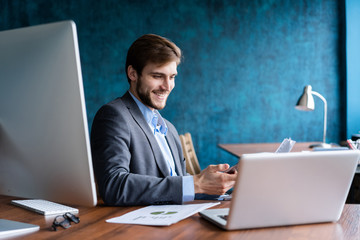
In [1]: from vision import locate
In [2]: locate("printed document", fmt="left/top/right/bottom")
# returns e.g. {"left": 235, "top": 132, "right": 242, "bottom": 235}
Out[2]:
{"left": 275, "top": 138, "right": 296, "bottom": 153}
{"left": 106, "top": 202, "right": 220, "bottom": 226}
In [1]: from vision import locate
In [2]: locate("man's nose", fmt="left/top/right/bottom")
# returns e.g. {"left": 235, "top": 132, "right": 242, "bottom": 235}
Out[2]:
{"left": 161, "top": 78, "right": 172, "bottom": 90}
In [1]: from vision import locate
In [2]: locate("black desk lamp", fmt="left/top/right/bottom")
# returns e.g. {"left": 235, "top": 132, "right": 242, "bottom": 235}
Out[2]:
{"left": 295, "top": 85, "right": 331, "bottom": 148}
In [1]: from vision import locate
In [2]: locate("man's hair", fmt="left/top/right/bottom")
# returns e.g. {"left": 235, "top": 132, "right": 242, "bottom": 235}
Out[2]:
{"left": 125, "top": 34, "right": 182, "bottom": 83}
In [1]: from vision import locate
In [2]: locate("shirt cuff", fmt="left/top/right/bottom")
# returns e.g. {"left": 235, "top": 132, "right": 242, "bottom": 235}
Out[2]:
{"left": 182, "top": 176, "right": 195, "bottom": 202}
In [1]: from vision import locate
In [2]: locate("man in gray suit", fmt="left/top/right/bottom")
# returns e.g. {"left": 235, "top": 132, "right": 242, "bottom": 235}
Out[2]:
{"left": 91, "top": 34, "right": 237, "bottom": 206}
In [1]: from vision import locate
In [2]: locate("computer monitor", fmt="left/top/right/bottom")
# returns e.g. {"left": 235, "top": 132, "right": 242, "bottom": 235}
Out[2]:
{"left": 0, "top": 21, "right": 97, "bottom": 206}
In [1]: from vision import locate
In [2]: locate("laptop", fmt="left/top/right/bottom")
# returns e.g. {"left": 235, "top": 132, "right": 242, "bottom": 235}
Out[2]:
{"left": 0, "top": 219, "right": 39, "bottom": 238}
{"left": 199, "top": 150, "right": 360, "bottom": 230}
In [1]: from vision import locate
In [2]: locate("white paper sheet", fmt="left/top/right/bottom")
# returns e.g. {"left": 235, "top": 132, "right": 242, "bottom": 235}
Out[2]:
{"left": 106, "top": 202, "right": 220, "bottom": 226}
{"left": 275, "top": 138, "right": 296, "bottom": 153}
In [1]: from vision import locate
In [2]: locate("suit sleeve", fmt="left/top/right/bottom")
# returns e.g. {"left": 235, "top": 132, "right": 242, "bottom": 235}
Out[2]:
{"left": 90, "top": 103, "right": 184, "bottom": 206}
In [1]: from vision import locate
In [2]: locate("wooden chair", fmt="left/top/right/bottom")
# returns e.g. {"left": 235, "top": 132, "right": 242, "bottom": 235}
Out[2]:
{"left": 179, "top": 133, "right": 201, "bottom": 175}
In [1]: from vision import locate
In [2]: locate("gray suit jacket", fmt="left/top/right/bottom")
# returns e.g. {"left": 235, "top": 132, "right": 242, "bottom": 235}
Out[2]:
{"left": 91, "top": 91, "right": 186, "bottom": 206}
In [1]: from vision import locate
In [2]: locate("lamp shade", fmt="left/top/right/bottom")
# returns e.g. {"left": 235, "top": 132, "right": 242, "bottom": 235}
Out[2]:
{"left": 295, "top": 85, "right": 315, "bottom": 111}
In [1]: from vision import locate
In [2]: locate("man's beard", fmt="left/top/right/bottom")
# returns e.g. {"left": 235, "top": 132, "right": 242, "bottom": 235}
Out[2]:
{"left": 135, "top": 80, "right": 167, "bottom": 110}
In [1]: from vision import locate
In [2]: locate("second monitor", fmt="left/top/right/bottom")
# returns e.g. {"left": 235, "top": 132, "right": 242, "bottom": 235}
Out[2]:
{"left": 0, "top": 21, "right": 97, "bottom": 206}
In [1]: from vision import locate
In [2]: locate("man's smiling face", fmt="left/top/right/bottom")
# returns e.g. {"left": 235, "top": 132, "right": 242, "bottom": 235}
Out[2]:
{"left": 128, "top": 61, "right": 177, "bottom": 110}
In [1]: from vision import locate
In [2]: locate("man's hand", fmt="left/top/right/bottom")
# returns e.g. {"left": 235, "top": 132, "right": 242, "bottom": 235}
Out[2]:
{"left": 193, "top": 164, "right": 237, "bottom": 195}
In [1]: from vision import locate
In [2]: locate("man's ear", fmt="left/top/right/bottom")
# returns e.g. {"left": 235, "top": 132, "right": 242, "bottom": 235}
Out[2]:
{"left": 127, "top": 65, "right": 138, "bottom": 82}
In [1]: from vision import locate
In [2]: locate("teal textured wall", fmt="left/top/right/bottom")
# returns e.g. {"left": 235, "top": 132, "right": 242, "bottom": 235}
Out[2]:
{"left": 0, "top": 0, "right": 345, "bottom": 167}
{"left": 346, "top": 0, "right": 360, "bottom": 138}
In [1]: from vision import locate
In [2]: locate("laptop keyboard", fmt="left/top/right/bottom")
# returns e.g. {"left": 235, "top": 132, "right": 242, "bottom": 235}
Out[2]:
{"left": 219, "top": 215, "right": 228, "bottom": 221}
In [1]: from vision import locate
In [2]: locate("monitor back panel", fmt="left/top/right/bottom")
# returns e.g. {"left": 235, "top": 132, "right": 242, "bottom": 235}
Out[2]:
{"left": 0, "top": 21, "right": 97, "bottom": 206}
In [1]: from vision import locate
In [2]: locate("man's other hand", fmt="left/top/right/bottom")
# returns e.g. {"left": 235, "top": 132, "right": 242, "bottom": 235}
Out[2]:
{"left": 193, "top": 164, "right": 237, "bottom": 195}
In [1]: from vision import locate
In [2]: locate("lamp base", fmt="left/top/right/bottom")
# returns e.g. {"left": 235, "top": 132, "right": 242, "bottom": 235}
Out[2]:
{"left": 309, "top": 143, "right": 332, "bottom": 149}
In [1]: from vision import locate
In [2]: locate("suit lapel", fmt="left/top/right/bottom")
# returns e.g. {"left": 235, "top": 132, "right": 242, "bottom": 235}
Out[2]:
{"left": 121, "top": 92, "right": 170, "bottom": 177}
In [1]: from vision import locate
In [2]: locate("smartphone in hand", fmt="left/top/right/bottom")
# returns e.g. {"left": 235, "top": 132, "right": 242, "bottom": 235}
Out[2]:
{"left": 223, "top": 164, "right": 238, "bottom": 174}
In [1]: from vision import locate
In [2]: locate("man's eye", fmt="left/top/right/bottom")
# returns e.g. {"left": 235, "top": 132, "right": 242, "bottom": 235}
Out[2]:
{"left": 153, "top": 75, "right": 162, "bottom": 79}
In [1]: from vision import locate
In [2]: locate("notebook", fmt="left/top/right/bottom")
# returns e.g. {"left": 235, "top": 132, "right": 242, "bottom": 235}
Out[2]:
{"left": 199, "top": 150, "right": 360, "bottom": 230}
{"left": 0, "top": 219, "right": 39, "bottom": 238}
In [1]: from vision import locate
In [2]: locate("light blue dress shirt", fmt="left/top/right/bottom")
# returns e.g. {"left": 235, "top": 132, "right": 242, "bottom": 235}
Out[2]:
{"left": 129, "top": 92, "right": 194, "bottom": 202}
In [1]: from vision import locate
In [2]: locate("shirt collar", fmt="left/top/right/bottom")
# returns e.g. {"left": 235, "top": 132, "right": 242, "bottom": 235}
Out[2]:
{"left": 129, "top": 91, "right": 168, "bottom": 135}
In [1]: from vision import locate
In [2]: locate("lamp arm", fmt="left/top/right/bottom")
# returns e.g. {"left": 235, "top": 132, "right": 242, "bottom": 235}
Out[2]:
{"left": 311, "top": 91, "right": 327, "bottom": 144}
